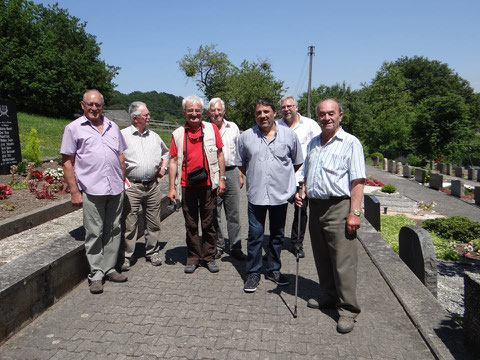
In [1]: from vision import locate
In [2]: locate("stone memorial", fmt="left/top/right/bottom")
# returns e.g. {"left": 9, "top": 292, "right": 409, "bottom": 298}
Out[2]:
{"left": 383, "top": 158, "right": 388, "bottom": 171}
{"left": 403, "top": 164, "right": 412, "bottom": 178}
{"left": 0, "top": 99, "right": 22, "bottom": 175}
{"left": 388, "top": 160, "right": 395, "bottom": 173}
{"left": 364, "top": 194, "right": 380, "bottom": 231}
{"left": 414, "top": 168, "right": 426, "bottom": 183}
{"left": 475, "top": 187, "right": 480, "bottom": 206}
{"left": 464, "top": 271, "right": 480, "bottom": 357}
{"left": 468, "top": 168, "right": 477, "bottom": 181}
{"left": 455, "top": 166, "right": 464, "bottom": 178}
{"left": 373, "top": 156, "right": 379, "bottom": 166}
{"left": 429, "top": 173, "right": 443, "bottom": 190}
{"left": 399, "top": 226, "right": 437, "bottom": 297}
{"left": 395, "top": 162, "right": 403, "bottom": 175}
{"left": 477, "top": 171, "right": 480, "bottom": 182}
{"left": 437, "top": 162, "right": 444, "bottom": 174}
{"left": 451, "top": 179, "right": 464, "bottom": 198}
{"left": 446, "top": 163, "right": 452, "bottom": 176}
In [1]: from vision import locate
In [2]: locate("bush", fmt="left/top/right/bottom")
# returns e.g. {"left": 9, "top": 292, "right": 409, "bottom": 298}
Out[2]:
{"left": 406, "top": 153, "right": 421, "bottom": 166}
{"left": 24, "top": 128, "right": 42, "bottom": 165}
{"left": 381, "top": 184, "right": 396, "bottom": 193}
{"left": 422, "top": 216, "right": 480, "bottom": 243}
{"left": 370, "top": 152, "right": 384, "bottom": 163}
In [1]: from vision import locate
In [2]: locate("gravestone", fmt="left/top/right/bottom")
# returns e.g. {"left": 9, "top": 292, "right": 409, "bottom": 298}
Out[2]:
{"left": 364, "top": 194, "right": 380, "bottom": 231}
{"left": 373, "top": 156, "right": 379, "bottom": 166}
{"left": 477, "top": 171, "right": 480, "bottom": 182}
{"left": 468, "top": 168, "right": 477, "bottom": 181}
{"left": 414, "top": 168, "right": 426, "bottom": 183}
{"left": 399, "top": 226, "right": 437, "bottom": 297}
{"left": 388, "top": 160, "right": 395, "bottom": 173}
{"left": 0, "top": 99, "right": 22, "bottom": 175}
{"left": 451, "top": 180, "right": 464, "bottom": 198}
{"left": 403, "top": 165, "right": 412, "bottom": 178}
{"left": 429, "top": 173, "right": 443, "bottom": 190}
{"left": 464, "top": 271, "right": 480, "bottom": 357}
{"left": 455, "top": 166, "right": 464, "bottom": 178}
{"left": 383, "top": 158, "right": 388, "bottom": 171}
{"left": 475, "top": 187, "right": 480, "bottom": 206}
{"left": 446, "top": 163, "right": 452, "bottom": 176}
{"left": 437, "top": 162, "right": 444, "bottom": 174}
{"left": 395, "top": 162, "right": 403, "bottom": 175}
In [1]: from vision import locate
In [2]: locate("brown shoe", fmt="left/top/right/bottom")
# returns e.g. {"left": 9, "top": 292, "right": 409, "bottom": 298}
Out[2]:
{"left": 337, "top": 316, "right": 355, "bottom": 333}
{"left": 89, "top": 280, "right": 103, "bottom": 294}
{"left": 105, "top": 271, "right": 128, "bottom": 282}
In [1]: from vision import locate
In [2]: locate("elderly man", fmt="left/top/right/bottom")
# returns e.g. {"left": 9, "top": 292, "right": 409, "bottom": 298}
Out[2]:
{"left": 61, "top": 89, "right": 128, "bottom": 295}
{"left": 278, "top": 95, "right": 320, "bottom": 258}
{"left": 236, "top": 98, "right": 303, "bottom": 293}
{"left": 296, "top": 98, "right": 365, "bottom": 333}
{"left": 120, "top": 101, "right": 169, "bottom": 270}
{"left": 167, "top": 95, "right": 226, "bottom": 274}
{"left": 207, "top": 97, "right": 246, "bottom": 261}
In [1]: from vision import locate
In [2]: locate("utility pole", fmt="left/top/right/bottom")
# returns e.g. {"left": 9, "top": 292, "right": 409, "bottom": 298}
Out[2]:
{"left": 306, "top": 45, "right": 315, "bottom": 118}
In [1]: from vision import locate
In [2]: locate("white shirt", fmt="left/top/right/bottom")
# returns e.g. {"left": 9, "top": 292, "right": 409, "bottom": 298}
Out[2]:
{"left": 302, "top": 128, "right": 366, "bottom": 199}
{"left": 217, "top": 119, "right": 240, "bottom": 167}
{"left": 277, "top": 114, "right": 321, "bottom": 185}
{"left": 121, "top": 125, "right": 169, "bottom": 181}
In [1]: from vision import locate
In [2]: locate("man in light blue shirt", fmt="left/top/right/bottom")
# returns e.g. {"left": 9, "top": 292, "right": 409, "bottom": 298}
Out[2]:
{"left": 295, "top": 98, "right": 365, "bottom": 334}
{"left": 236, "top": 98, "right": 303, "bottom": 293}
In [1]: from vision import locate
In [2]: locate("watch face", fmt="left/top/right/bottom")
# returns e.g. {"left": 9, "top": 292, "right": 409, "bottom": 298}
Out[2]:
{"left": 352, "top": 210, "right": 361, "bottom": 216}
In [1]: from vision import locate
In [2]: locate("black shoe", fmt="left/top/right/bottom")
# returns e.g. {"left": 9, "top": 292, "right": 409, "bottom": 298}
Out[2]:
{"left": 215, "top": 249, "right": 223, "bottom": 260}
{"left": 207, "top": 261, "right": 219, "bottom": 273}
{"left": 230, "top": 249, "right": 246, "bottom": 261}
{"left": 184, "top": 263, "right": 198, "bottom": 274}
{"left": 265, "top": 271, "right": 289, "bottom": 286}
{"left": 291, "top": 245, "right": 305, "bottom": 258}
{"left": 244, "top": 273, "right": 260, "bottom": 293}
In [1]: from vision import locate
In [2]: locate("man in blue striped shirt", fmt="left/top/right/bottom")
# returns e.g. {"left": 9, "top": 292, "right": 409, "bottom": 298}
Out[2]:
{"left": 295, "top": 98, "right": 365, "bottom": 334}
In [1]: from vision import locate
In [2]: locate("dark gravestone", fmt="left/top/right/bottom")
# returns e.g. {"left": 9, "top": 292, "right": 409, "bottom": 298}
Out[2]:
{"left": 451, "top": 180, "right": 464, "bottom": 198}
{"left": 403, "top": 164, "right": 412, "bottom": 178}
{"left": 455, "top": 166, "right": 464, "bottom": 178}
{"left": 446, "top": 163, "right": 452, "bottom": 176}
{"left": 429, "top": 173, "right": 443, "bottom": 190}
{"left": 468, "top": 168, "right": 478, "bottom": 181}
{"left": 399, "top": 226, "right": 437, "bottom": 297}
{"left": 364, "top": 194, "right": 380, "bottom": 231}
{"left": 475, "top": 187, "right": 480, "bottom": 206}
{"left": 477, "top": 171, "right": 480, "bottom": 182}
{"left": 464, "top": 271, "right": 480, "bottom": 357}
{"left": 373, "top": 156, "right": 379, "bottom": 166}
{"left": 388, "top": 160, "right": 395, "bottom": 173}
{"left": 0, "top": 99, "right": 22, "bottom": 175}
{"left": 414, "top": 168, "right": 426, "bottom": 183}
{"left": 437, "top": 163, "right": 444, "bottom": 174}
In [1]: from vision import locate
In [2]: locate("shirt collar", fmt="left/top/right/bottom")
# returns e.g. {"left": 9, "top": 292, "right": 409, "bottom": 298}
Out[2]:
{"left": 81, "top": 115, "right": 112, "bottom": 129}
{"left": 129, "top": 124, "right": 149, "bottom": 136}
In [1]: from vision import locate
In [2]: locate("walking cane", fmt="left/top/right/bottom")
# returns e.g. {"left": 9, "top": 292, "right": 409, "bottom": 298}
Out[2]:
{"left": 293, "top": 182, "right": 303, "bottom": 318}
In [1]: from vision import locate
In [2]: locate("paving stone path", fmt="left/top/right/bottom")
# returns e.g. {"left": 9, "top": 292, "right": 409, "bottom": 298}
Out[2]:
{"left": 0, "top": 185, "right": 435, "bottom": 359}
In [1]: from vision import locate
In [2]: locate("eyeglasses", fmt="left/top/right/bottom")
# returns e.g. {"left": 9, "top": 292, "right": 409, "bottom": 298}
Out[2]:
{"left": 83, "top": 102, "right": 104, "bottom": 108}
{"left": 281, "top": 104, "right": 295, "bottom": 110}
{"left": 186, "top": 109, "right": 202, "bottom": 114}
{"left": 137, "top": 113, "right": 150, "bottom": 118}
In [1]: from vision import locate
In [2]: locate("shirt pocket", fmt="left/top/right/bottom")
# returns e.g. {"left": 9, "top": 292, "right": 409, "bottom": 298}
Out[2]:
{"left": 273, "top": 142, "right": 288, "bottom": 160}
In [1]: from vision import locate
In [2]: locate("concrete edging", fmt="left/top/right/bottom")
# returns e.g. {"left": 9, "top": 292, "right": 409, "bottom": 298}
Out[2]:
{"left": 357, "top": 218, "right": 470, "bottom": 360}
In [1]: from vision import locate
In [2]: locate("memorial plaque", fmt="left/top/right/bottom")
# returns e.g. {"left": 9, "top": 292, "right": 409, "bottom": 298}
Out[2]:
{"left": 0, "top": 99, "right": 22, "bottom": 175}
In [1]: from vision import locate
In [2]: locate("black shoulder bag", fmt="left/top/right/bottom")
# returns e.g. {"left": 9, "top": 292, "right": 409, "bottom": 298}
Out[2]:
{"left": 185, "top": 126, "right": 209, "bottom": 185}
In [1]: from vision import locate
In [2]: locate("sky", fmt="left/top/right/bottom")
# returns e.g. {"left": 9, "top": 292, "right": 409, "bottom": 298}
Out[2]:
{"left": 37, "top": 0, "right": 480, "bottom": 99}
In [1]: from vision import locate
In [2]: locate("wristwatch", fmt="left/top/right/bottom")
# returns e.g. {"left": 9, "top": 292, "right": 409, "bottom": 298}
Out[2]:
{"left": 220, "top": 176, "right": 227, "bottom": 180}
{"left": 350, "top": 210, "right": 361, "bottom": 216}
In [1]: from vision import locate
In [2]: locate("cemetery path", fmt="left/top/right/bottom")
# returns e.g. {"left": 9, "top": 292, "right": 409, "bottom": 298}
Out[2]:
{"left": 0, "top": 186, "right": 443, "bottom": 360}
{"left": 366, "top": 164, "right": 480, "bottom": 222}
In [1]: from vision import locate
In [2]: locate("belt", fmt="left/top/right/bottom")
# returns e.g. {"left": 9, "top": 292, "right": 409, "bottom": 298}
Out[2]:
{"left": 225, "top": 166, "right": 237, "bottom": 171}
{"left": 130, "top": 178, "right": 157, "bottom": 185}
{"left": 311, "top": 195, "right": 349, "bottom": 201}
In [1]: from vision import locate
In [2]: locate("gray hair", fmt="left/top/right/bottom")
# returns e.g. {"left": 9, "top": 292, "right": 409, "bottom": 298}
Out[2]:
{"left": 82, "top": 89, "right": 104, "bottom": 104}
{"left": 208, "top": 97, "right": 225, "bottom": 109}
{"left": 316, "top": 98, "right": 344, "bottom": 116}
{"left": 182, "top": 95, "right": 204, "bottom": 109}
{"left": 128, "top": 101, "right": 146, "bottom": 121}
{"left": 280, "top": 94, "right": 297, "bottom": 106}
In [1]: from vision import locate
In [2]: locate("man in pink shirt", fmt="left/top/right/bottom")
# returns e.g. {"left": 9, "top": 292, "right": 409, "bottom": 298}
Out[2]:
{"left": 61, "top": 89, "right": 128, "bottom": 294}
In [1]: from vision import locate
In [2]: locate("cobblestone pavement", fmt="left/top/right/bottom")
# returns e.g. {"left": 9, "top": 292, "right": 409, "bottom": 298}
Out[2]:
{"left": 0, "top": 187, "right": 435, "bottom": 359}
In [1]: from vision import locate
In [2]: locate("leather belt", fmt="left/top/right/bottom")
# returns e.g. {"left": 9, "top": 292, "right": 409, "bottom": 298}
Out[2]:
{"left": 130, "top": 178, "right": 156, "bottom": 185}
{"left": 225, "top": 166, "right": 237, "bottom": 171}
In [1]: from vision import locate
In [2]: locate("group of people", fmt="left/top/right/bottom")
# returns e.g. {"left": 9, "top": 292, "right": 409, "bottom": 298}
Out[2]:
{"left": 61, "top": 89, "right": 365, "bottom": 334}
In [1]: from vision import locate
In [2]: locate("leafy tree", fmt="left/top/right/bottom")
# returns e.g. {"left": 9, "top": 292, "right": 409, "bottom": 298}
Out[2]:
{"left": 413, "top": 94, "right": 474, "bottom": 163}
{"left": 178, "top": 44, "right": 232, "bottom": 101}
{"left": 0, "top": 0, "right": 119, "bottom": 117}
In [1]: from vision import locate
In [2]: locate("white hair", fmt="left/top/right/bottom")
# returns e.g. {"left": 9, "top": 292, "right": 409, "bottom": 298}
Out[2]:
{"left": 82, "top": 89, "right": 104, "bottom": 104}
{"left": 280, "top": 94, "right": 297, "bottom": 106}
{"left": 128, "top": 101, "right": 146, "bottom": 121}
{"left": 182, "top": 95, "right": 204, "bottom": 109}
{"left": 208, "top": 97, "right": 225, "bottom": 109}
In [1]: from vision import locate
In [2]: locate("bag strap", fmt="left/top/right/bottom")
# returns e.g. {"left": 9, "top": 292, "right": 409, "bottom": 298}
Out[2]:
{"left": 184, "top": 125, "right": 205, "bottom": 174}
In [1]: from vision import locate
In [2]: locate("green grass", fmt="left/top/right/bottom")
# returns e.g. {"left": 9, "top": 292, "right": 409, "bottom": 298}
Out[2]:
{"left": 17, "top": 112, "right": 174, "bottom": 160}
{"left": 380, "top": 214, "right": 460, "bottom": 260}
